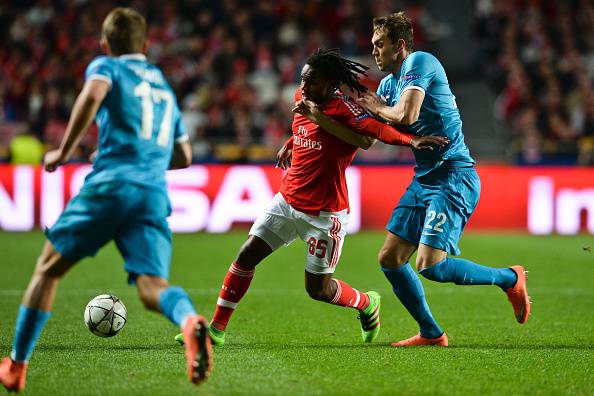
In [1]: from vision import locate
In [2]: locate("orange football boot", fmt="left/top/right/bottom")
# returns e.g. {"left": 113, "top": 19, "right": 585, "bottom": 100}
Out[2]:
{"left": 505, "top": 265, "right": 531, "bottom": 324}
{"left": 183, "top": 315, "right": 213, "bottom": 385}
{"left": 0, "top": 357, "right": 27, "bottom": 393}
{"left": 391, "top": 332, "right": 449, "bottom": 347}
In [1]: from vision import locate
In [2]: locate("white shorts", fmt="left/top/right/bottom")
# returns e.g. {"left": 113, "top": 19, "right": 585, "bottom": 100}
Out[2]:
{"left": 249, "top": 193, "right": 349, "bottom": 274}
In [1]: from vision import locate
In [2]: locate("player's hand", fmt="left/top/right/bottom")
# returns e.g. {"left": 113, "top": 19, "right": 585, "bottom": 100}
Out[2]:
{"left": 43, "top": 149, "right": 66, "bottom": 172}
{"left": 410, "top": 136, "right": 450, "bottom": 151}
{"left": 357, "top": 92, "right": 386, "bottom": 115}
{"left": 292, "top": 99, "right": 322, "bottom": 124}
{"left": 276, "top": 144, "right": 293, "bottom": 170}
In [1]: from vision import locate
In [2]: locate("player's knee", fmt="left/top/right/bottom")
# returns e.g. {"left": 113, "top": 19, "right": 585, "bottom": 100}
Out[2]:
{"left": 415, "top": 254, "right": 445, "bottom": 272}
{"left": 305, "top": 284, "right": 331, "bottom": 302}
{"left": 415, "top": 256, "right": 431, "bottom": 272}
{"left": 34, "top": 254, "right": 67, "bottom": 279}
{"left": 378, "top": 248, "right": 407, "bottom": 269}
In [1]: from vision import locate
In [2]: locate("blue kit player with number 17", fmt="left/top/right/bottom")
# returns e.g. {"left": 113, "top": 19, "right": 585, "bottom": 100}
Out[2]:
{"left": 0, "top": 8, "right": 212, "bottom": 392}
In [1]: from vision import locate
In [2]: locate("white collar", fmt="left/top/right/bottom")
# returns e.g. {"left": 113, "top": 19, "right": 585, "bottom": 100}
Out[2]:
{"left": 118, "top": 53, "right": 146, "bottom": 61}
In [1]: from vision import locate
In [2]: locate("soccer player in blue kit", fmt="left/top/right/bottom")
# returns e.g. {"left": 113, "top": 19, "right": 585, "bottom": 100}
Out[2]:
{"left": 0, "top": 8, "right": 212, "bottom": 392}
{"left": 305, "top": 12, "right": 531, "bottom": 347}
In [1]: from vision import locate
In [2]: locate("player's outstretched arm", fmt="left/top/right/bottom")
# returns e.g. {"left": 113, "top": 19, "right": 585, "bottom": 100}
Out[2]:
{"left": 44, "top": 79, "right": 109, "bottom": 172}
{"left": 358, "top": 89, "right": 424, "bottom": 126}
{"left": 169, "top": 141, "right": 192, "bottom": 169}
{"left": 292, "top": 100, "right": 376, "bottom": 149}
{"left": 363, "top": 117, "right": 449, "bottom": 150}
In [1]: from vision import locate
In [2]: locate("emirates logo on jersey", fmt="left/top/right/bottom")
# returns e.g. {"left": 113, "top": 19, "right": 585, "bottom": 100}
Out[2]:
{"left": 293, "top": 125, "right": 322, "bottom": 151}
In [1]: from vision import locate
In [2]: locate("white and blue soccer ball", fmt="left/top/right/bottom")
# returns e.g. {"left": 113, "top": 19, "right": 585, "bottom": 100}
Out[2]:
{"left": 84, "top": 294, "right": 127, "bottom": 337}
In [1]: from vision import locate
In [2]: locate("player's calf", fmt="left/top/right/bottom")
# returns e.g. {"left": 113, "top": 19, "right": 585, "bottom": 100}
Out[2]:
{"left": 305, "top": 282, "right": 335, "bottom": 302}
{"left": 136, "top": 275, "right": 169, "bottom": 312}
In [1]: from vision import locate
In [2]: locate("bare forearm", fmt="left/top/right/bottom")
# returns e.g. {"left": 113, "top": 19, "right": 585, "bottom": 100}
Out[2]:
{"left": 376, "top": 104, "right": 408, "bottom": 125}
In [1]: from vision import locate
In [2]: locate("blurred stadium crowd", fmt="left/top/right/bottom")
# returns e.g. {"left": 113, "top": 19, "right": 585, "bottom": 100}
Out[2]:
{"left": 0, "top": 0, "right": 592, "bottom": 165}
{"left": 475, "top": 0, "right": 594, "bottom": 164}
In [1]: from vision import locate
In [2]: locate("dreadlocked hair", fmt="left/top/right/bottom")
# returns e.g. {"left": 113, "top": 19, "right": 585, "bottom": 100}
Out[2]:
{"left": 306, "top": 48, "right": 369, "bottom": 96}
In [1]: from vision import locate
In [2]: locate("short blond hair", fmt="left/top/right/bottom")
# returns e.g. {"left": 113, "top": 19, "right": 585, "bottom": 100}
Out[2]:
{"left": 373, "top": 12, "right": 414, "bottom": 51}
{"left": 102, "top": 7, "right": 146, "bottom": 55}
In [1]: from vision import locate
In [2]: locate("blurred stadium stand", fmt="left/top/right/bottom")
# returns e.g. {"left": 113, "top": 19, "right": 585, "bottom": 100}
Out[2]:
{"left": 0, "top": 0, "right": 592, "bottom": 165}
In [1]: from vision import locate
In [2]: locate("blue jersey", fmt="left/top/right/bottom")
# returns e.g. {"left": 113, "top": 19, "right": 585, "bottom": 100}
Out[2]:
{"left": 83, "top": 54, "right": 187, "bottom": 190}
{"left": 376, "top": 51, "right": 474, "bottom": 177}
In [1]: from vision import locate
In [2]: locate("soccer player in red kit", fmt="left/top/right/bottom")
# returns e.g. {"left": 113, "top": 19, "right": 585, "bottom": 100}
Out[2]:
{"left": 179, "top": 49, "right": 447, "bottom": 347}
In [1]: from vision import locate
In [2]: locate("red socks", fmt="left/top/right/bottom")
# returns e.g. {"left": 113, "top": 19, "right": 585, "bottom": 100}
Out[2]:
{"left": 329, "top": 279, "right": 370, "bottom": 311}
{"left": 211, "top": 262, "right": 255, "bottom": 330}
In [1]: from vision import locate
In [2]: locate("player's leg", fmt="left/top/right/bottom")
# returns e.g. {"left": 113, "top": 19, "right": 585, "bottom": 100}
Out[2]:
{"left": 297, "top": 210, "right": 380, "bottom": 342}
{"left": 175, "top": 234, "right": 273, "bottom": 347}
{"left": 304, "top": 270, "right": 381, "bottom": 342}
{"left": 114, "top": 185, "right": 201, "bottom": 330}
{"left": 380, "top": 183, "right": 445, "bottom": 344}
{"left": 210, "top": 193, "right": 298, "bottom": 343}
{"left": 209, "top": 235, "right": 273, "bottom": 337}
{"left": 416, "top": 244, "right": 517, "bottom": 288}
{"left": 116, "top": 185, "right": 212, "bottom": 384}
{"left": 416, "top": 169, "right": 530, "bottom": 323}
{"left": 2, "top": 183, "right": 120, "bottom": 392}
{"left": 0, "top": 242, "right": 76, "bottom": 392}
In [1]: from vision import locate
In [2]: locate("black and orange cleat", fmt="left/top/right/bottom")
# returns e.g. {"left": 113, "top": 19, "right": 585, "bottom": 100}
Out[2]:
{"left": 183, "top": 315, "right": 213, "bottom": 385}
{"left": 505, "top": 265, "right": 531, "bottom": 324}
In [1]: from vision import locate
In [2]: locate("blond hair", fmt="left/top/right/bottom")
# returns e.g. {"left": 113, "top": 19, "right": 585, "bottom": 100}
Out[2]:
{"left": 102, "top": 7, "right": 146, "bottom": 55}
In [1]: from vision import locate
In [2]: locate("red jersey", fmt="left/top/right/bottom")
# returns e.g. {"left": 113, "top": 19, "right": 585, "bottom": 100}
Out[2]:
{"left": 280, "top": 89, "right": 412, "bottom": 215}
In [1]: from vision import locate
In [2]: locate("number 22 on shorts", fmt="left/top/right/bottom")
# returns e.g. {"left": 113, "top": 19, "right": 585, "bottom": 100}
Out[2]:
{"left": 424, "top": 210, "right": 447, "bottom": 233}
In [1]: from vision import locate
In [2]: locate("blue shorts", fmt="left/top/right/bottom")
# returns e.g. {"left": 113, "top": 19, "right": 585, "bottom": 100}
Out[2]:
{"left": 46, "top": 181, "right": 172, "bottom": 283}
{"left": 386, "top": 167, "right": 480, "bottom": 256}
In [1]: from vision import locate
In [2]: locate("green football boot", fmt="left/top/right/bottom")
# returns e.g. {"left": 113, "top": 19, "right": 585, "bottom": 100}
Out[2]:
{"left": 207, "top": 325, "right": 226, "bottom": 346}
{"left": 358, "top": 291, "right": 381, "bottom": 343}
{"left": 174, "top": 325, "right": 226, "bottom": 346}
{"left": 174, "top": 332, "right": 184, "bottom": 345}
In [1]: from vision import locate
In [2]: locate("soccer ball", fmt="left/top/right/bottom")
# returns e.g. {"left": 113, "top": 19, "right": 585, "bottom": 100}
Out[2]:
{"left": 84, "top": 294, "right": 127, "bottom": 337}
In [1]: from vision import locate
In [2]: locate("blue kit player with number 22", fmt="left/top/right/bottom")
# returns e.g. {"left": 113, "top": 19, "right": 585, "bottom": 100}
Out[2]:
{"left": 0, "top": 8, "right": 212, "bottom": 393}
{"left": 357, "top": 12, "right": 532, "bottom": 346}
{"left": 313, "top": 12, "right": 532, "bottom": 347}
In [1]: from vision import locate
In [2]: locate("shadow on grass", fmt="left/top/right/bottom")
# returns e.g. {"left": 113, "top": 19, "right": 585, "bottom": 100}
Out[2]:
{"left": 221, "top": 342, "right": 594, "bottom": 352}
{"left": 39, "top": 344, "right": 175, "bottom": 351}
{"left": 447, "top": 343, "right": 594, "bottom": 351}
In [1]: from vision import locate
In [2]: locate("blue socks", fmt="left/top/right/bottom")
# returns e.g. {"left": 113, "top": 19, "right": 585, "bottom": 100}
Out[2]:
{"left": 420, "top": 257, "right": 517, "bottom": 290}
{"left": 12, "top": 305, "right": 52, "bottom": 363}
{"left": 158, "top": 286, "right": 197, "bottom": 328}
{"left": 381, "top": 264, "right": 443, "bottom": 339}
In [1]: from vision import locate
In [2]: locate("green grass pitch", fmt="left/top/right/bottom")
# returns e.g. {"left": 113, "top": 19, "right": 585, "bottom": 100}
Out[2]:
{"left": 0, "top": 231, "right": 593, "bottom": 395}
